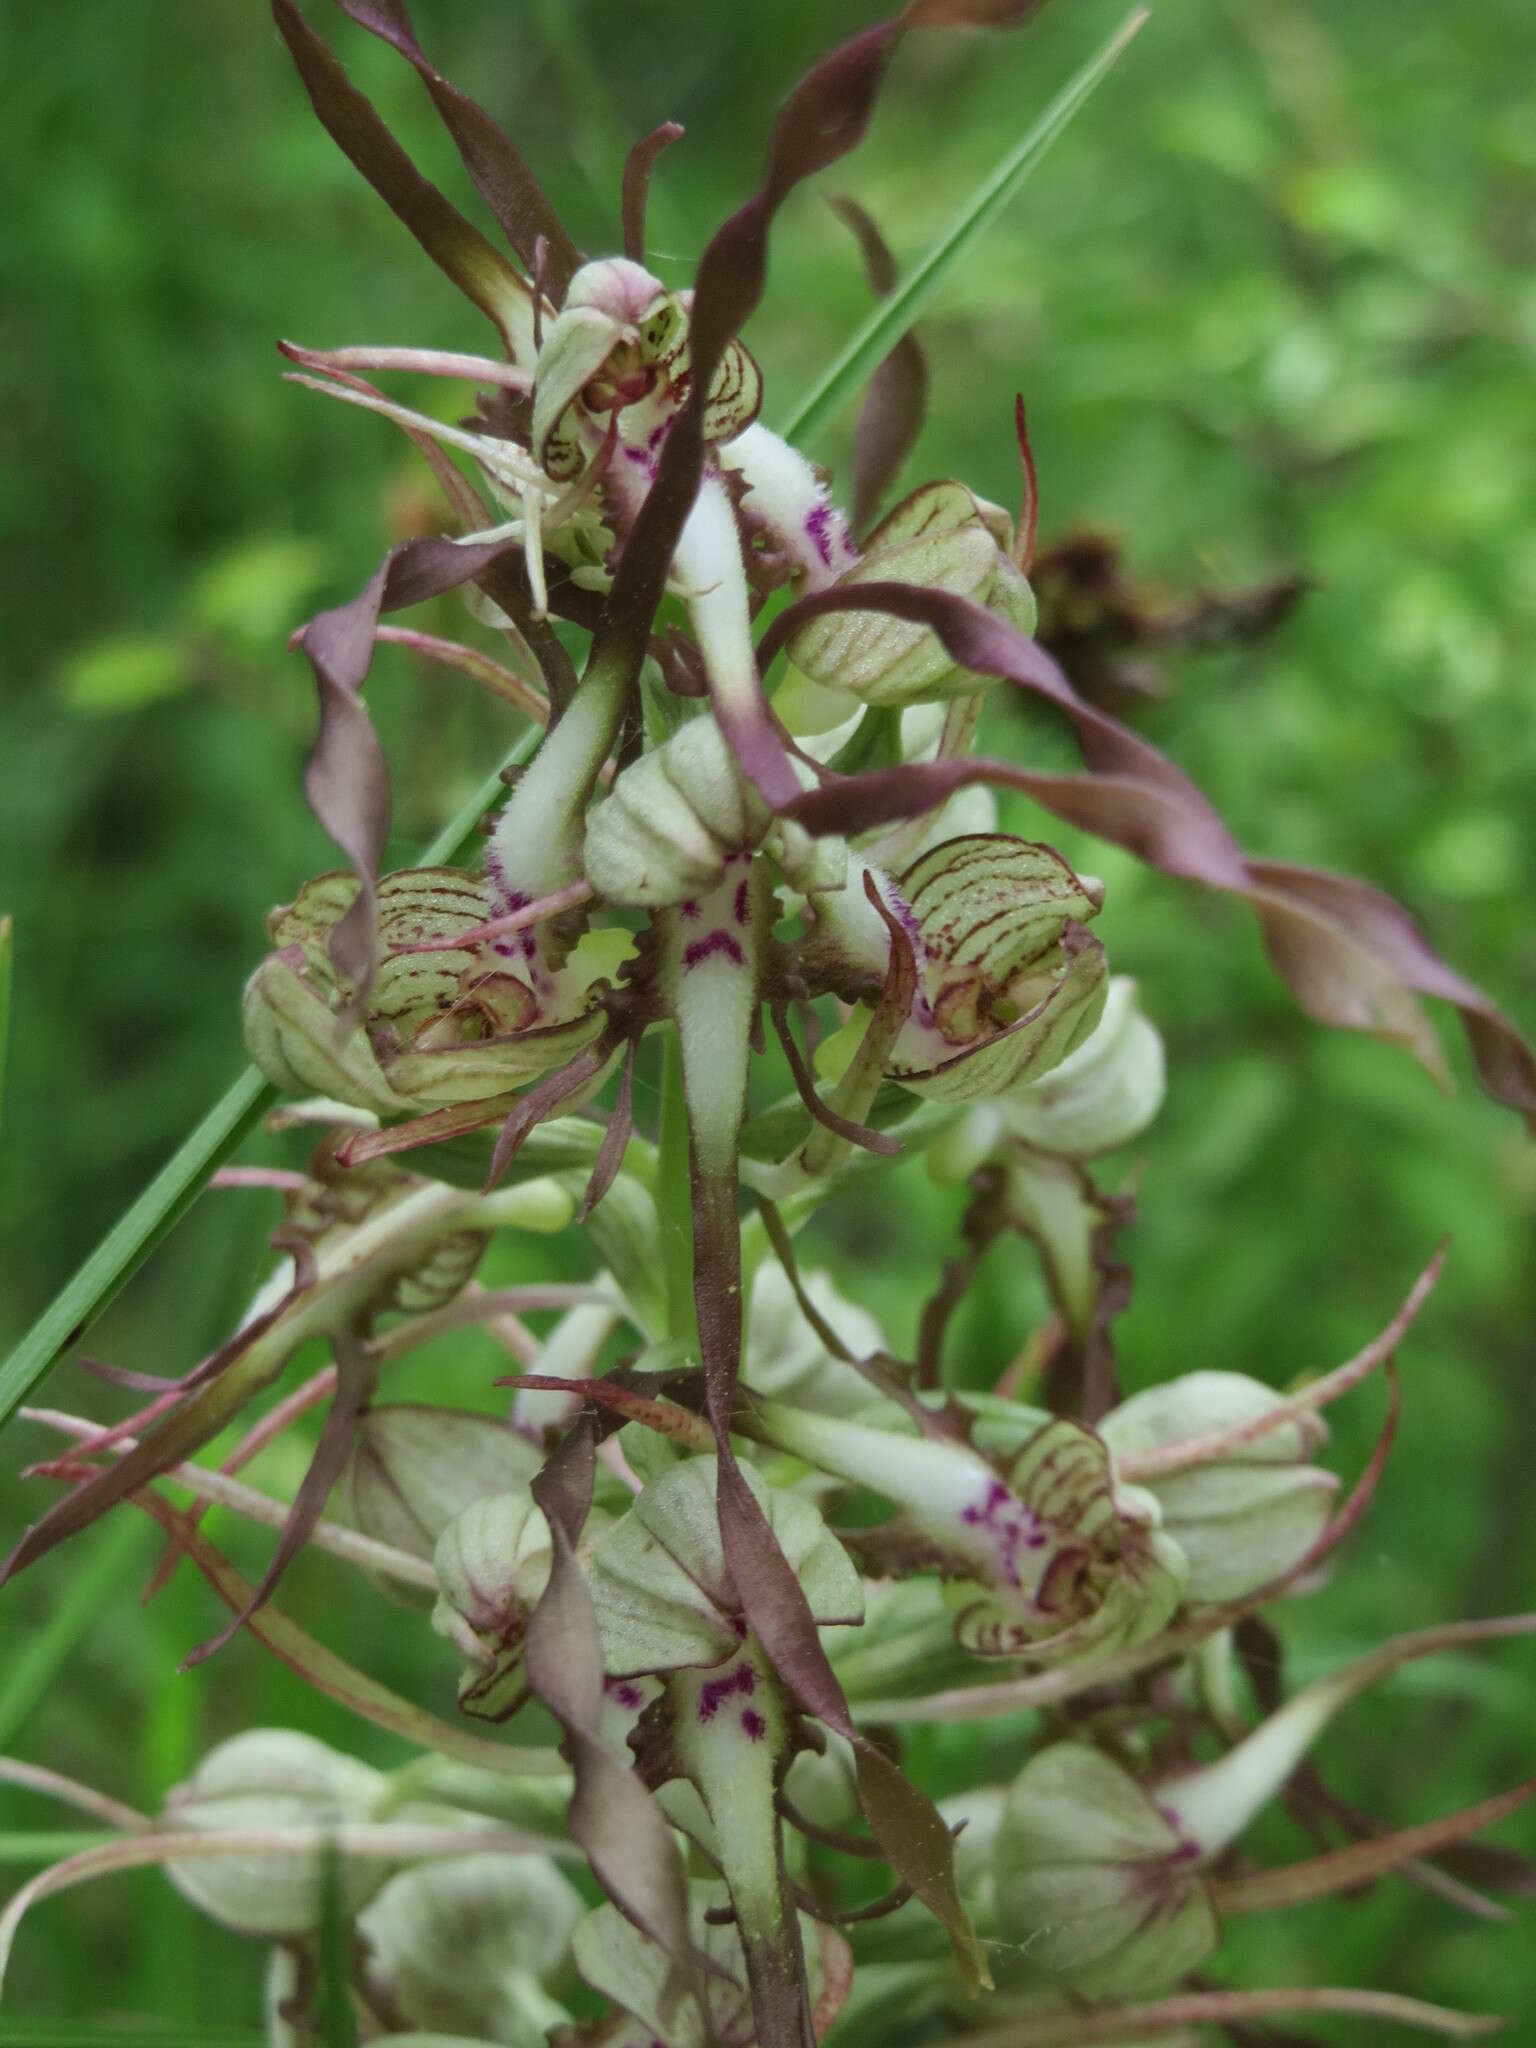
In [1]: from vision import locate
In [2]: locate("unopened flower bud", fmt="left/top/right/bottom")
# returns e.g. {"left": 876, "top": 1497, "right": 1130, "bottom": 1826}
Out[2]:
{"left": 993, "top": 1742, "right": 1217, "bottom": 1999}
{"left": 743, "top": 1259, "right": 885, "bottom": 1417}
{"left": 786, "top": 482, "right": 1034, "bottom": 709}
{"left": 993, "top": 1619, "right": 1524, "bottom": 1998}
{"left": 431, "top": 1492, "right": 554, "bottom": 1719}
{"left": 583, "top": 715, "right": 836, "bottom": 910}
{"left": 586, "top": 1455, "right": 861, "bottom": 1677}
{"left": 162, "top": 1730, "right": 390, "bottom": 1937}
{"left": 336, "top": 1405, "right": 544, "bottom": 1603}
{"left": 1101, "top": 1373, "right": 1336, "bottom": 1603}
{"left": 357, "top": 1850, "right": 581, "bottom": 2044}
{"left": 1001, "top": 976, "right": 1166, "bottom": 1156}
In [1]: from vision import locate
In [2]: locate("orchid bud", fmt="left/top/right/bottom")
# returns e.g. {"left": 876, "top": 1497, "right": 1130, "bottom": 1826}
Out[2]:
{"left": 1000, "top": 976, "right": 1167, "bottom": 1156}
{"left": 162, "top": 1730, "right": 391, "bottom": 1937}
{"left": 431, "top": 1492, "right": 555, "bottom": 1719}
{"left": 1101, "top": 1373, "right": 1337, "bottom": 1603}
{"left": 335, "top": 1405, "right": 544, "bottom": 1599}
{"left": 785, "top": 481, "right": 1035, "bottom": 708}
{"left": 582, "top": 714, "right": 838, "bottom": 910}
{"left": 585, "top": 1455, "right": 862, "bottom": 1678}
{"left": 992, "top": 1741, "right": 1218, "bottom": 1999}
{"left": 357, "top": 1851, "right": 581, "bottom": 2045}
{"left": 992, "top": 1619, "right": 1527, "bottom": 1998}
{"left": 743, "top": 1258, "right": 886, "bottom": 1416}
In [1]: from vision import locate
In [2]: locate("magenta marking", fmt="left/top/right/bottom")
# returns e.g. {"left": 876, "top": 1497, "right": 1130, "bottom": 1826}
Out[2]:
{"left": 732, "top": 876, "right": 750, "bottom": 925}
{"left": 804, "top": 501, "right": 836, "bottom": 568}
{"left": 697, "top": 1662, "right": 756, "bottom": 1722}
{"left": 683, "top": 931, "right": 745, "bottom": 969}
{"left": 739, "top": 1709, "right": 767, "bottom": 1742}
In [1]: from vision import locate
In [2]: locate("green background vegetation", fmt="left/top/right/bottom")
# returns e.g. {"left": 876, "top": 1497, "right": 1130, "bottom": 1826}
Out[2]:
{"left": 2, "top": 0, "right": 1534, "bottom": 2036}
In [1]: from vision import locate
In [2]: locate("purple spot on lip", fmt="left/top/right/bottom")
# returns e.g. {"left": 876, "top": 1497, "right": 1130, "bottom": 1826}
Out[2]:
{"left": 683, "top": 931, "right": 745, "bottom": 969}
{"left": 805, "top": 501, "right": 835, "bottom": 568}
{"left": 732, "top": 877, "right": 750, "bottom": 925}
{"left": 605, "top": 1679, "right": 645, "bottom": 1711}
{"left": 740, "top": 1708, "right": 766, "bottom": 1742}
{"left": 697, "top": 1662, "right": 756, "bottom": 1722}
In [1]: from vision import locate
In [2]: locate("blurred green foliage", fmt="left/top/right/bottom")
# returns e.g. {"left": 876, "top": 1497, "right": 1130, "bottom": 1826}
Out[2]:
{"left": 2, "top": 0, "right": 1534, "bottom": 2035}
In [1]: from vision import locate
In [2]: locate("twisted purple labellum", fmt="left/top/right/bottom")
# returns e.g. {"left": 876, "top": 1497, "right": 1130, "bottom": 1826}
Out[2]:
{"left": 827, "top": 194, "right": 929, "bottom": 535}
{"left": 587, "top": 0, "right": 1044, "bottom": 811}
{"left": 524, "top": 1415, "right": 702, "bottom": 2014}
{"left": 331, "top": 0, "right": 584, "bottom": 299}
{"left": 622, "top": 122, "right": 684, "bottom": 266}
{"left": 181, "top": 1329, "right": 376, "bottom": 1667}
{"left": 286, "top": 527, "right": 562, "bottom": 1021}
{"left": 271, "top": 0, "right": 534, "bottom": 360}
{"left": 761, "top": 581, "right": 1536, "bottom": 1126}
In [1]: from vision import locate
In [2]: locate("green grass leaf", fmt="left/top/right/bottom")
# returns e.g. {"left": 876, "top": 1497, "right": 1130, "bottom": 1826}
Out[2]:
{"left": 0, "top": 2025, "right": 261, "bottom": 2048}
{"left": 0, "top": 731, "right": 542, "bottom": 1431}
{"left": 777, "top": 8, "right": 1149, "bottom": 451}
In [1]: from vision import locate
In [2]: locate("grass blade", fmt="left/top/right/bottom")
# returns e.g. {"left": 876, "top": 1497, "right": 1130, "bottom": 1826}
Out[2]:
{"left": 0, "top": 731, "right": 541, "bottom": 1430}
{"left": 0, "top": 2030, "right": 262, "bottom": 2046}
{"left": 778, "top": 8, "right": 1149, "bottom": 450}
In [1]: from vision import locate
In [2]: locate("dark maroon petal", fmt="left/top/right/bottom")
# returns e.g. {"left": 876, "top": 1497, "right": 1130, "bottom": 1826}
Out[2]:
{"left": 271, "top": 0, "right": 532, "bottom": 354}
{"left": 622, "top": 122, "right": 685, "bottom": 266}
{"left": 296, "top": 561, "right": 394, "bottom": 1026}
{"left": 1245, "top": 859, "right": 1536, "bottom": 1128}
{"left": 0, "top": 1281, "right": 304, "bottom": 1588}
{"left": 485, "top": 1035, "right": 616, "bottom": 1190}
{"left": 763, "top": 581, "right": 1536, "bottom": 1125}
{"left": 587, "top": 13, "right": 935, "bottom": 800}
{"left": 689, "top": 1161, "right": 988, "bottom": 1990}
{"left": 525, "top": 1416, "right": 700, "bottom": 1990}
{"left": 827, "top": 195, "right": 928, "bottom": 533}
{"left": 290, "top": 527, "right": 553, "bottom": 1020}
{"left": 579, "top": 1037, "right": 639, "bottom": 1222}
{"left": 1436, "top": 1840, "right": 1536, "bottom": 1901}
{"left": 331, "top": 0, "right": 583, "bottom": 298}
{"left": 762, "top": 580, "right": 1247, "bottom": 885}
{"left": 181, "top": 1331, "right": 375, "bottom": 1666}
{"left": 1012, "top": 393, "right": 1038, "bottom": 571}
{"left": 769, "top": 1003, "right": 901, "bottom": 1157}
